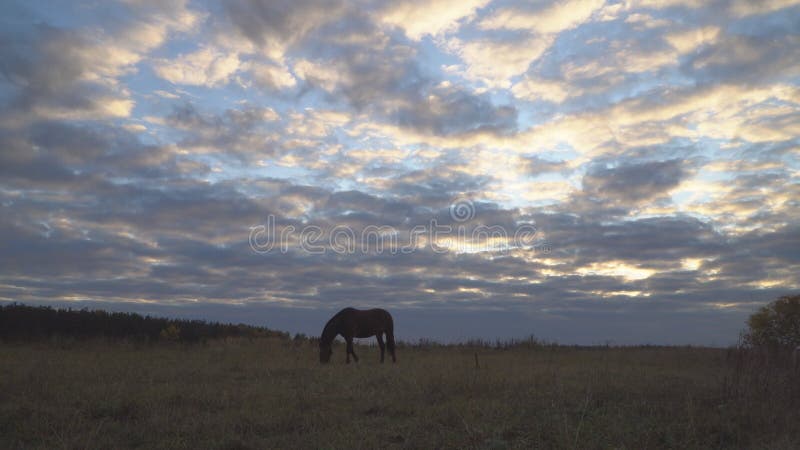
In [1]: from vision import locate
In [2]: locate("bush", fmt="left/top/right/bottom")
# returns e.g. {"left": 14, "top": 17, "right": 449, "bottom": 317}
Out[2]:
{"left": 743, "top": 294, "right": 800, "bottom": 348}
{"left": 159, "top": 324, "right": 181, "bottom": 341}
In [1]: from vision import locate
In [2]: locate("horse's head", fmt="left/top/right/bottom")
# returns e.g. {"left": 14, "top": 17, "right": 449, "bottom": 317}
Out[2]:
{"left": 319, "top": 342, "right": 333, "bottom": 364}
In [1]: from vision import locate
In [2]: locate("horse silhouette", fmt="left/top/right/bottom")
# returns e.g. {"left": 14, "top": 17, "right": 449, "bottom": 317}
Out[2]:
{"left": 319, "top": 307, "right": 396, "bottom": 364}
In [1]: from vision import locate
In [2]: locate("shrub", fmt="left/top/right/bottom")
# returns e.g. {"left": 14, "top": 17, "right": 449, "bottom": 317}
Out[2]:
{"left": 743, "top": 294, "right": 800, "bottom": 348}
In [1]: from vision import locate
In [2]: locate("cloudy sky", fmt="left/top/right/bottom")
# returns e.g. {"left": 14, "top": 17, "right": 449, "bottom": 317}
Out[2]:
{"left": 1, "top": 0, "right": 798, "bottom": 345}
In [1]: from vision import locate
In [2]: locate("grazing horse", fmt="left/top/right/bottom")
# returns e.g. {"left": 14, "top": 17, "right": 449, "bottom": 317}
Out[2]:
{"left": 319, "top": 307, "right": 396, "bottom": 364}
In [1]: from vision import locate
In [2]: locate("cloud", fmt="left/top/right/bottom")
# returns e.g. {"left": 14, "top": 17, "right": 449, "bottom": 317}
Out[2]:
{"left": 163, "top": 102, "right": 284, "bottom": 160}
{"left": 444, "top": 0, "right": 606, "bottom": 88}
{"left": 728, "top": 0, "right": 800, "bottom": 18}
{"left": 293, "top": 59, "right": 348, "bottom": 94}
{"left": 246, "top": 61, "right": 297, "bottom": 89}
{"left": 0, "top": 25, "right": 135, "bottom": 124}
{"left": 686, "top": 33, "right": 800, "bottom": 85}
{"left": 291, "top": 39, "right": 518, "bottom": 138}
{"left": 505, "top": 82, "right": 800, "bottom": 161}
{"left": 511, "top": 76, "right": 572, "bottom": 102}
{"left": 153, "top": 47, "right": 241, "bottom": 86}
{"left": 0, "top": 0, "right": 202, "bottom": 125}
{"left": 393, "top": 85, "right": 518, "bottom": 136}
{"left": 479, "top": 0, "right": 605, "bottom": 34}
{"left": 522, "top": 156, "right": 569, "bottom": 175}
{"left": 223, "top": 0, "right": 347, "bottom": 59}
{"left": 665, "top": 26, "right": 721, "bottom": 53}
{"left": 446, "top": 35, "right": 554, "bottom": 88}
{"left": 379, "top": 0, "right": 490, "bottom": 40}
{"left": 582, "top": 159, "right": 692, "bottom": 204}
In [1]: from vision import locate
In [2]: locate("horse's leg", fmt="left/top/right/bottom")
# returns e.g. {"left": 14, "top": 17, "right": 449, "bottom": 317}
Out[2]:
{"left": 346, "top": 336, "right": 359, "bottom": 363}
{"left": 376, "top": 334, "right": 386, "bottom": 363}
{"left": 387, "top": 331, "right": 397, "bottom": 363}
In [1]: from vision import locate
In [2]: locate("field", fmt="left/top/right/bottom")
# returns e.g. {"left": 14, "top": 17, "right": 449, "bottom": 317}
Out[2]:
{"left": 1, "top": 338, "right": 798, "bottom": 449}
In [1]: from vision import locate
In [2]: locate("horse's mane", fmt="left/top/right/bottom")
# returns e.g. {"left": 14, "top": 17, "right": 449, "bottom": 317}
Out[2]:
{"left": 321, "top": 315, "right": 337, "bottom": 341}
{"left": 320, "top": 308, "right": 352, "bottom": 344}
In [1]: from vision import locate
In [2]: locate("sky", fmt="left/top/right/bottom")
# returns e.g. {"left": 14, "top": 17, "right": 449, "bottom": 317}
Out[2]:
{"left": 0, "top": 0, "right": 798, "bottom": 346}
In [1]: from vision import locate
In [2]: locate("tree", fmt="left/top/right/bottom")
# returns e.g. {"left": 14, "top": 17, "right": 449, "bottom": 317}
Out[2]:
{"left": 159, "top": 324, "right": 181, "bottom": 341}
{"left": 743, "top": 294, "right": 800, "bottom": 348}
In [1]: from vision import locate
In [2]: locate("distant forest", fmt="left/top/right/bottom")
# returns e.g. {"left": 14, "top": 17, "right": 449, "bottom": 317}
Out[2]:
{"left": 0, "top": 303, "right": 288, "bottom": 343}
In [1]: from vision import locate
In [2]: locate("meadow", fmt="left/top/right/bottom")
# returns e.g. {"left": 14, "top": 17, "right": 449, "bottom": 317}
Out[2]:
{"left": 1, "top": 338, "right": 798, "bottom": 449}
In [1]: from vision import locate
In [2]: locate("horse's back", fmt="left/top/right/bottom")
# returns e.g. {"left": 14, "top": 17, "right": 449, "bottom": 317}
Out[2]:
{"left": 340, "top": 307, "right": 393, "bottom": 337}
{"left": 334, "top": 307, "right": 392, "bottom": 322}
{"left": 340, "top": 307, "right": 391, "bottom": 319}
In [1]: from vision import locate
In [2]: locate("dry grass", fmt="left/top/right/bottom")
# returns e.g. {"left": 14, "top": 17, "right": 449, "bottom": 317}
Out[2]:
{"left": 1, "top": 338, "right": 798, "bottom": 449}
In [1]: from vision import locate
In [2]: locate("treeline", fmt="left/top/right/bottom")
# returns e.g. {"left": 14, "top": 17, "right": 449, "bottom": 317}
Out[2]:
{"left": 0, "top": 303, "right": 289, "bottom": 343}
